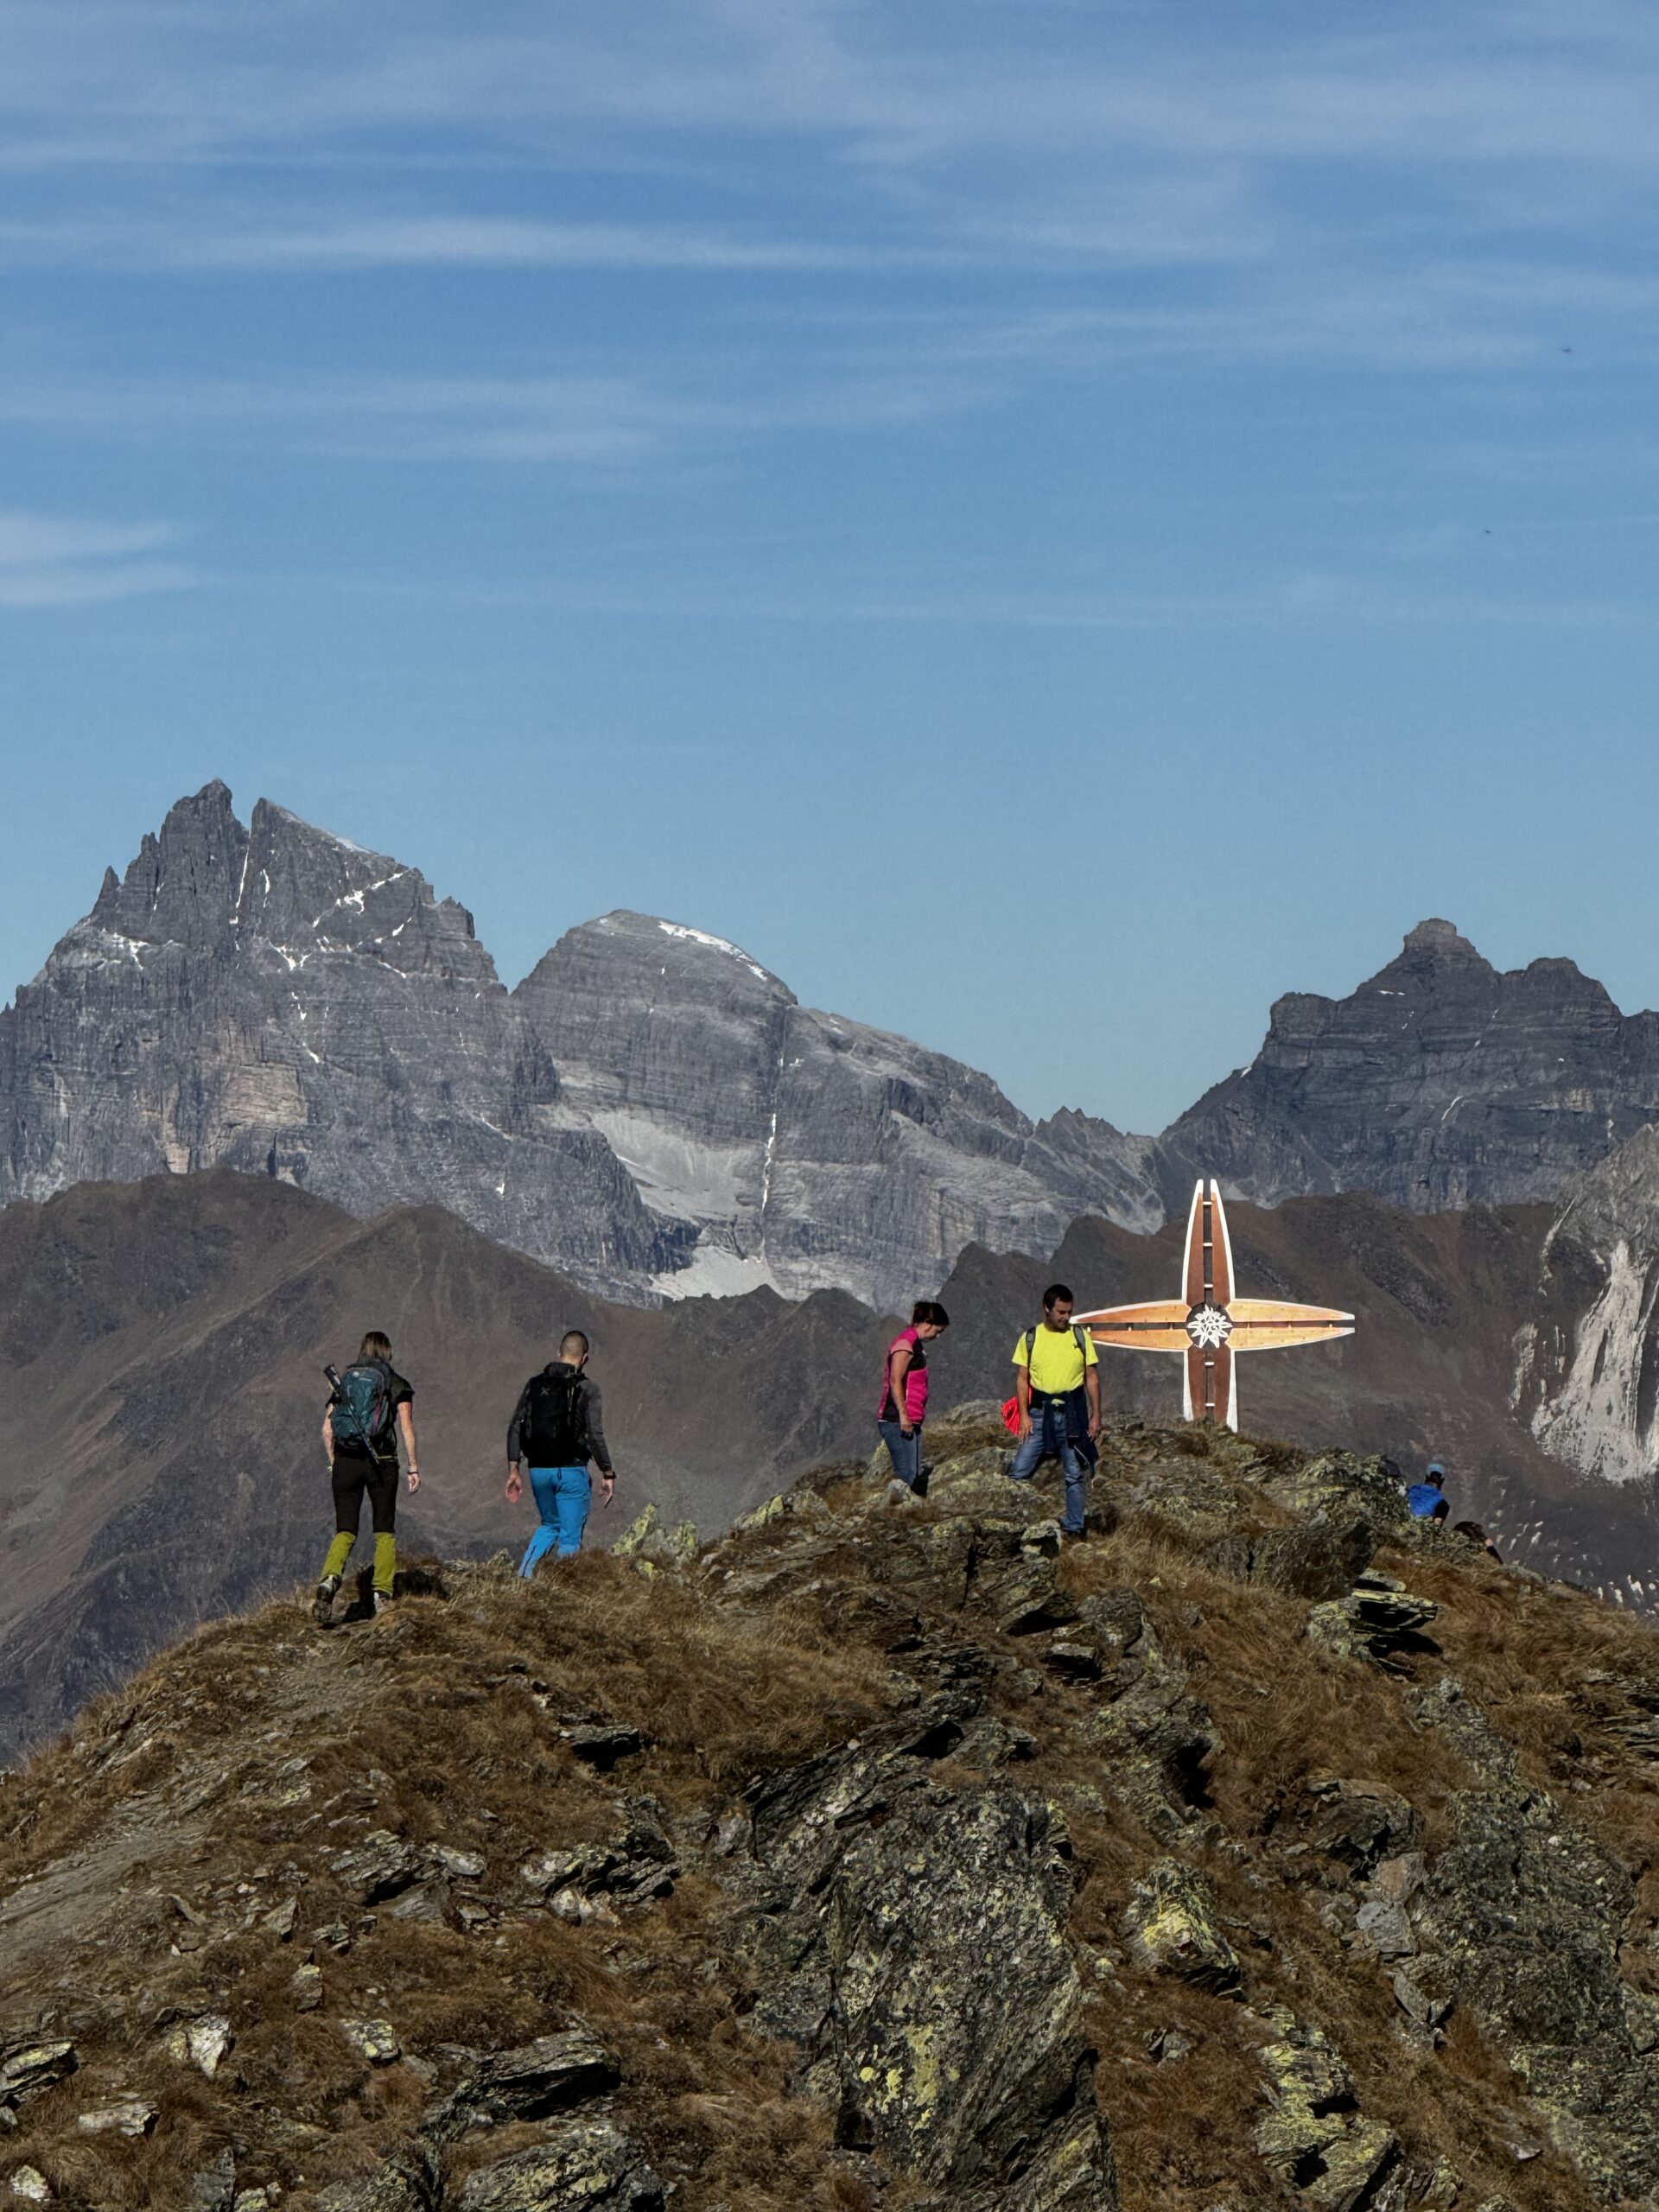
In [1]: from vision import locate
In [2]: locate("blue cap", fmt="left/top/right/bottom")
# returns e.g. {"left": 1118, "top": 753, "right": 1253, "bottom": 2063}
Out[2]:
{"left": 1426, "top": 1461, "right": 1445, "bottom": 1479}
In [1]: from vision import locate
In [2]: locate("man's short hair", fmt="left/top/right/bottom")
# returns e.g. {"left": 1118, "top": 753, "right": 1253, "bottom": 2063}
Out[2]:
{"left": 911, "top": 1300, "right": 950, "bottom": 1328}
{"left": 560, "top": 1329, "right": 590, "bottom": 1360}
{"left": 1042, "top": 1283, "right": 1074, "bottom": 1312}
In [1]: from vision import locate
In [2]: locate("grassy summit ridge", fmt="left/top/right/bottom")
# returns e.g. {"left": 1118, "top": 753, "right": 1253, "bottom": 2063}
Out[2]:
{"left": 1, "top": 1414, "right": 1656, "bottom": 2212}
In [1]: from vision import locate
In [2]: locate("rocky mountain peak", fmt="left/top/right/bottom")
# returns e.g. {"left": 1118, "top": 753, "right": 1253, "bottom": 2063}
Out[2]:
{"left": 1162, "top": 921, "right": 1659, "bottom": 1213}
{"left": 88, "top": 778, "right": 247, "bottom": 956}
{"left": 238, "top": 798, "right": 499, "bottom": 988}
{"left": 1400, "top": 916, "right": 1483, "bottom": 961}
{"left": 522, "top": 910, "right": 796, "bottom": 1009}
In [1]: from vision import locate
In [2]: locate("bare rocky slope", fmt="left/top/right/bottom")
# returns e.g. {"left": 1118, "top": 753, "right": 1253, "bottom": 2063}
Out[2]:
{"left": 1, "top": 1419, "right": 1657, "bottom": 2212}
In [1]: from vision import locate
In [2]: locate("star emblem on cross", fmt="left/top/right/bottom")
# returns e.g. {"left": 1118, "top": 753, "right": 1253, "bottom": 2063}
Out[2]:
{"left": 1185, "top": 1303, "right": 1233, "bottom": 1350}
{"left": 1074, "top": 1181, "right": 1354, "bottom": 1429}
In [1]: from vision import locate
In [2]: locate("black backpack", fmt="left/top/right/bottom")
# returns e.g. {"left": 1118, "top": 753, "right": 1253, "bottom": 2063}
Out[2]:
{"left": 521, "top": 1370, "right": 590, "bottom": 1465}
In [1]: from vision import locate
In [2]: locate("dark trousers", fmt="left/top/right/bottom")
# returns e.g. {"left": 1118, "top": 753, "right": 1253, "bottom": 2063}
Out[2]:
{"left": 332, "top": 1452, "right": 399, "bottom": 1537}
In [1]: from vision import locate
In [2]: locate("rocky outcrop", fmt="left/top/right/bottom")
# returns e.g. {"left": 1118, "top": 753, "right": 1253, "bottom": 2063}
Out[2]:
{"left": 1161, "top": 918, "right": 1659, "bottom": 1213}
{"left": 4, "top": 1414, "right": 1659, "bottom": 2209}
{"left": 1409, "top": 1677, "right": 1659, "bottom": 2201}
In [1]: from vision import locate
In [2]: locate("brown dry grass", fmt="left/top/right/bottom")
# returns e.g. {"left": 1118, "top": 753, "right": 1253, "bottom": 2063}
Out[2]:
{"left": 0, "top": 1553, "right": 894, "bottom": 2209}
{"left": 3, "top": 1427, "right": 1657, "bottom": 2212}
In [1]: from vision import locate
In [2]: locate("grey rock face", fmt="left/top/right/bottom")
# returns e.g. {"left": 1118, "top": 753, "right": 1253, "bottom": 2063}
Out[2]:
{"left": 516, "top": 908, "right": 1160, "bottom": 1307}
{"left": 0, "top": 784, "right": 687, "bottom": 1294}
{"left": 1412, "top": 1679, "right": 1659, "bottom": 2201}
{"left": 455, "top": 2119, "right": 664, "bottom": 2212}
{"left": 1160, "top": 918, "right": 1659, "bottom": 1213}
{"left": 734, "top": 1693, "right": 1116, "bottom": 2211}
{"left": 1, "top": 789, "right": 1158, "bottom": 1306}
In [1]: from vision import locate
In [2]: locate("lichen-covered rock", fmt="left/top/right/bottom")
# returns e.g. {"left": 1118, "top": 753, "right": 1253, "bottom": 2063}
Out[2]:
{"left": 1254, "top": 2019, "right": 1398, "bottom": 2212}
{"left": 1201, "top": 1517, "right": 1376, "bottom": 1601}
{"left": 1262, "top": 1452, "right": 1413, "bottom": 1537}
{"left": 1131, "top": 1458, "right": 1241, "bottom": 1533}
{"left": 1121, "top": 1859, "right": 1241, "bottom": 1993}
{"left": 1307, "top": 1575, "right": 1438, "bottom": 1668}
{"left": 340, "top": 2018, "right": 400, "bottom": 2065}
{"left": 822, "top": 1783, "right": 1115, "bottom": 2206}
{"left": 456, "top": 2118, "right": 664, "bottom": 2211}
{"left": 612, "top": 1503, "right": 699, "bottom": 1568}
{"left": 0, "top": 2038, "right": 76, "bottom": 2109}
{"left": 424, "top": 2030, "right": 620, "bottom": 2144}
{"left": 1413, "top": 1681, "right": 1659, "bottom": 2198}
{"left": 1305, "top": 1776, "right": 1421, "bottom": 1875}
{"left": 1084, "top": 1623, "right": 1220, "bottom": 1839}
{"left": 315, "top": 2152, "right": 437, "bottom": 2212}
{"left": 733, "top": 1703, "right": 1115, "bottom": 2210}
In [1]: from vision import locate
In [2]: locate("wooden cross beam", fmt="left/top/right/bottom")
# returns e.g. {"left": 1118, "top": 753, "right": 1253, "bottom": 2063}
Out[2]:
{"left": 1073, "top": 1180, "right": 1353, "bottom": 1431}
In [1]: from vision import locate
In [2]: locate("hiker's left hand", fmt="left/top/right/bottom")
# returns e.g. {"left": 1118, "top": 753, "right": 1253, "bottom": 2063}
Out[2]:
{"left": 1087, "top": 1414, "right": 1101, "bottom": 1441}
{"left": 599, "top": 1474, "right": 615, "bottom": 1508}
{"left": 406, "top": 1464, "right": 422, "bottom": 1493}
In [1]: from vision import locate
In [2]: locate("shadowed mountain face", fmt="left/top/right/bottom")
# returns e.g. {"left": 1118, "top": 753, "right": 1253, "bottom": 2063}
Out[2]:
{"left": 1162, "top": 918, "right": 1659, "bottom": 1212}
{"left": 0, "top": 1171, "right": 888, "bottom": 1763}
{"left": 0, "top": 785, "right": 1158, "bottom": 1310}
{"left": 6, "top": 1169, "right": 1659, "bottom": 1766}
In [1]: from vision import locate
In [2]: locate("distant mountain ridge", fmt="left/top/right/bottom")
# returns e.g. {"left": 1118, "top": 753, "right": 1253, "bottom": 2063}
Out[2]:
{"left": 0, "top": 783, "right": 1158, "bottom": 1308}
{"left": 1160, "top": 916, "right": 1659, "bottom": 1212}
{"left": 8, "top": 782, "right": 1659, "bottom": 1311}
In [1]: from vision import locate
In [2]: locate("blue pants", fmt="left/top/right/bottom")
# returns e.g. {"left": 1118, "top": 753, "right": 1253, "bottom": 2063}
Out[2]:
{"left": 877, "top": 1420, "right": 926, "bottom": 1493}
{"left": 520, "top": 1465, "right": 591, "bottom": 1574}
{"left": 1009, "top": 1400, "right": 1089, "bottom": 1535}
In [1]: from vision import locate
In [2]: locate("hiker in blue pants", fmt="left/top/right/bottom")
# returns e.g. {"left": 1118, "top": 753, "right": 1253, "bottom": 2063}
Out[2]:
{"left": 505, "top": 1331, "right": 616, "bottom": 1573}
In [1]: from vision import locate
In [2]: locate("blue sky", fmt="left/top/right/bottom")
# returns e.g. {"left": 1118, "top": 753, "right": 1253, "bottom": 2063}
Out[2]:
{"left": 3, "top": 0, "right": 1658, "bottom": 1134}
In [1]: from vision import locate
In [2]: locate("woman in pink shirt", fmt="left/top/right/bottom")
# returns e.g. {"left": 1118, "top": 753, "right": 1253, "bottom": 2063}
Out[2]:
{"left": 877, "top": 1300, "right": 950, "bottom": 1494}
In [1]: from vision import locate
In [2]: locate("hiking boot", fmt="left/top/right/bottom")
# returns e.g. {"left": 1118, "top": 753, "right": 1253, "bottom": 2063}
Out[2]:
{"left": 313, "top": 1575, "right": 340, "bottom": 1626}
{"left": 373, "top": 1590, "right": 396, "bottom": 1617}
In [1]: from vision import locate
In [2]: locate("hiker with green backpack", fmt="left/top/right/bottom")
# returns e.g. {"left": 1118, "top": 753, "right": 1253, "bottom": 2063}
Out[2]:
{"left": 315, "top": 1332, "right": 421, "bottom": 1624}
{"left": 505, "top": 1330, "right": 616, "bottom": 1573}
{"left": 1008, "top": 1283, "right": 1100, "bottom": 1540}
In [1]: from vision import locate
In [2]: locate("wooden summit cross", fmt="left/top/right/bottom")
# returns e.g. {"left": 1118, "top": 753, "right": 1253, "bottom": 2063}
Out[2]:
{"left": 1074, "top": 1180, "right": 1353, "bottom": 1431}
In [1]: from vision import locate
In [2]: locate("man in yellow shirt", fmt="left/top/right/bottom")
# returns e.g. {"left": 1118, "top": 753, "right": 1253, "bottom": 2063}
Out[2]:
{"left": 1010, "top": 1281, "right": 1100, "bottom": 1539}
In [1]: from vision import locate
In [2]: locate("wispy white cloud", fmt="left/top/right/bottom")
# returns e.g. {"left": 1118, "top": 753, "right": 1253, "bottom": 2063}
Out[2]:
{"left": 0, "top": 211, "right": 903, "bottom": 274}
{"left": 0, "top": 360, "right": 999, "bottom": 466}
{"left": 295, "top": 563, "right": 1659, "bottom": 636}
{"left": 0, "top": 508, "right": 193, "bottom": 607}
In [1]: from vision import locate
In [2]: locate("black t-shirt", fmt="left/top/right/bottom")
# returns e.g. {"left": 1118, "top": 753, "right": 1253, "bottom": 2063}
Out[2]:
{"left": 332, "top": 1365, "right": 414, "bottom": 1461}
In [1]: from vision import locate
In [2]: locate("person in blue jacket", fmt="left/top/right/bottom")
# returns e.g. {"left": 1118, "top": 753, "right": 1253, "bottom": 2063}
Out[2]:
{"left": 1406, "top": 1460, "right": 1451, "bottom": 1523}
